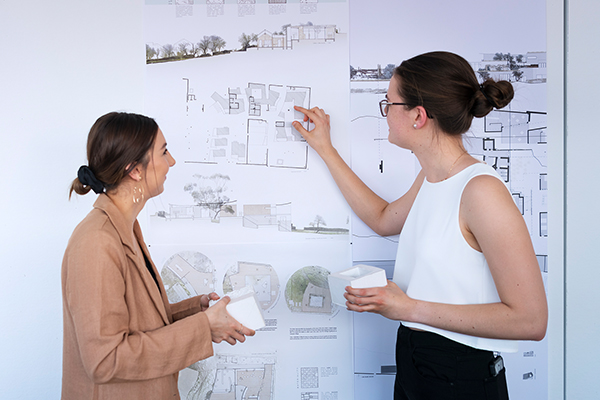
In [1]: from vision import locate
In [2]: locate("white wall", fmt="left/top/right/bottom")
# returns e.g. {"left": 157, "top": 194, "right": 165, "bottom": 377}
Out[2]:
{"left": 546, "top": 0, "right": 566, "bottom": 398}
{"left": 561, "top": 0, "right": 600, "bottom": 398}
{"left": 547, "top": 0, "right": 600, "bottom": 399}
{"left": 0, "top": 1, "right": 144, "bottom": 398}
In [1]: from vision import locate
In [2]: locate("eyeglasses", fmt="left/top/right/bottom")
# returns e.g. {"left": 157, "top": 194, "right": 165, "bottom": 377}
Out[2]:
{"left": 379, "top": 99, "right": 408, "bottom": 117}
{"left": 379, "top": 99, "right": 435, "bottom": 119}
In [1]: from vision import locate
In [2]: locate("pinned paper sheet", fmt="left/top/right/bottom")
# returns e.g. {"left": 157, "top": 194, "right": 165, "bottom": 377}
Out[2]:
{"left": 328, "top": 264, "right": 388, "bottom": 307}
{"left": 210, "top": 285, "right": 266, "bottom": 330}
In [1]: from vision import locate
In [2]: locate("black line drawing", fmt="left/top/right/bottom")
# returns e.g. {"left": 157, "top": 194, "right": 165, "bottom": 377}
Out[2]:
{"left": 185, "top": 82, "right": 311, "bottom": 169}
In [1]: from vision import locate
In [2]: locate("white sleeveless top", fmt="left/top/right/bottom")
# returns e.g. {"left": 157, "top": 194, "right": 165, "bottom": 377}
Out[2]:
{"left": 393, "top": 162, "right": 518, "bottom": 353}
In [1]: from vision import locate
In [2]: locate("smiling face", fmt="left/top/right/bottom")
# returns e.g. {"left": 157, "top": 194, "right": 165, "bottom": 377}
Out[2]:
{"left": 144, "top": 128, "right": 176, "bottom": 198}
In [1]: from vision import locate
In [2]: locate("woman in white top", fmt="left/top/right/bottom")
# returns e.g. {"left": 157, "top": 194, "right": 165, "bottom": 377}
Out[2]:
{"left": 293, "top": 51, "right": 547, "bottom": 400}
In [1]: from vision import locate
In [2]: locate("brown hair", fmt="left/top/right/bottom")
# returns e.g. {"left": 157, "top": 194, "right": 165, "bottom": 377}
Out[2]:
{"left": 393, "top": 51, "right": 514, "bottom": 135}
{"left": 70, "top": 112, "right": 158, "bottom": 198}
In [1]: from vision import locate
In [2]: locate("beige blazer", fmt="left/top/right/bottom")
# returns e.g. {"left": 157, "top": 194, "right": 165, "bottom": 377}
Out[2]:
{"left": 61, "top": 194, "right": 213, "bottom": 399}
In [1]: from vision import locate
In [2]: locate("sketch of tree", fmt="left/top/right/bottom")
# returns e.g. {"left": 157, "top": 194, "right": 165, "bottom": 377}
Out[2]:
{"left": 512, "top": 69, "right": 524, "bottom": 82}
{"left": 309, "top": 215, "right": 327, "bottom": 230}
{"left": 184, "top": 173, "right": 234, "bottom": 222}
{"left": 177, "top": 42, "right": 189, "bottom": 58}
{"left": 381, "top": 64, "right": 396, "bottom": 79}
{"left": 197, "top": 37, "right": 211, "bottom": 55}
{"left": 146, "top": 44, "right": 158, "bottom": 61}
{"left": 239, "top": 33, "right": 258, "bottom": 51}
{"left": 190, "top": 43, "right": 200, "bottom": 57}
{"left": 161, "top": 43, "right": 175, "bottom": 58}
{"left": 209, "top": 35, "right": 226, "bottom": 53}
{"left": 478, "top": 70, "right": 491, "bottom": 81}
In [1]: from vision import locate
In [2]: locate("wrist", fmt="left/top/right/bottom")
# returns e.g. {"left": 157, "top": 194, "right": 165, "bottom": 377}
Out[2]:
{"left": 319, "top": 145, "right": 340, "bottom": 163}
{"left": 403, "top": 297, "right": 420, "bottom": 323}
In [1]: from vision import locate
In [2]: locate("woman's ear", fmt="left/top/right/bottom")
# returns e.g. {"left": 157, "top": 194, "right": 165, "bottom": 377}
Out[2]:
{"left": 126, "top": 163, "right": 143, "bottom": 182}
{"left": 413, "top": 106, "right": 429, "bottom": 129}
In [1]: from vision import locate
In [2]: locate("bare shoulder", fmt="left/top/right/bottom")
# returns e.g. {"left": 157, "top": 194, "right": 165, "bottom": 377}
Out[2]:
{"left": 460, "top": 172, "right": 526, "bottom": 245}
{"left": 461, "top": 173, "right": 514, "bottom": 212}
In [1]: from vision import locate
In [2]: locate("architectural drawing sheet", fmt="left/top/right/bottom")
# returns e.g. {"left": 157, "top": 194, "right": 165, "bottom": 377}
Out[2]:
{"left": 150, "top": 241, "right": 353, "bottom": 400}
{"left": 144, "top": 1, "right": 353, "bottom": 399}
{"left": 348, "top": 1, "right": 548, "bottom": 399}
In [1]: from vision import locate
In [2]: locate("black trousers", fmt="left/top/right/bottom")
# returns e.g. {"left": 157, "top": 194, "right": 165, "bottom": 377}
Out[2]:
{"left": 394, "top": 325, "right": 509, "bottom": 400}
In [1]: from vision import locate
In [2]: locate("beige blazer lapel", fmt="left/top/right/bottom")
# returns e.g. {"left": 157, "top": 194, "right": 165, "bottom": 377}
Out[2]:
{"left": 132, "top": 222, "right": 171, "bottom": 325}
{"left": 93, "top": 194, "right": 170, "bottom": 326}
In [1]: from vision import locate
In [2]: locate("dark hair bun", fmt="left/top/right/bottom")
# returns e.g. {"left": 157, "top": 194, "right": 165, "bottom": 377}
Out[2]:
{"left": 393, "top": 52, "right": 516, "bottom": 136}
{"left": 472, "top": 80, "right": 514, "bottom": 118}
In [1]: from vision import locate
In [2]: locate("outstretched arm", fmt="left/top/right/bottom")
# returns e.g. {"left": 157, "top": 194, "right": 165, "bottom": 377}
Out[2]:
{"left": 293, "top": 105, "right": 421, "bottom": 236}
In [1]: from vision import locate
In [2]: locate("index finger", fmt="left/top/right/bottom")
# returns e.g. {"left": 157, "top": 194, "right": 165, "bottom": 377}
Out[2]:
{"left": 294, "top": 105, "right": 309, "bottom": 114}
{"left": 294, "top": 105, "right": 313, "bottom": 123}
{"left": 294, "top": 105, "right": 324, "bottom": 120}
{"left": 345, "top": 286, "right": 381, "bottom": 297}
{"left": 242, "top": 326, "right": 256, "bottom": 337}
{"left": 345, "top": 286, "right": 368, "bottom": 297}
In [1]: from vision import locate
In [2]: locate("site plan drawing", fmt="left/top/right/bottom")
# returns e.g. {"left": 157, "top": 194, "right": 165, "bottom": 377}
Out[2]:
{"left": 151, "top": 241, "right": 353, "bottom": 400}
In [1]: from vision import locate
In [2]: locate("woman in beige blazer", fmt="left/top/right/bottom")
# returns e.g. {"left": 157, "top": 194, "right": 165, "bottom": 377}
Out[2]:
{"left": 62, "top": 112, "right": 254, "bottom": 399}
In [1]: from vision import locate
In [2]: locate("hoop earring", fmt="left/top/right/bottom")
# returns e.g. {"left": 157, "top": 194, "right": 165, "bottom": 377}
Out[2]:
{"left": 133, "top": 185, "right": 145, "bottom": 204}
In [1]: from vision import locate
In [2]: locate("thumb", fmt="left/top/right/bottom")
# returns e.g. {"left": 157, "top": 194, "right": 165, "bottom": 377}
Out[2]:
{"left": 292, "top": 120, "right": 307, "bottom": 134}
{"left": 219, "top": 296, "right": 231, "bottom": 306}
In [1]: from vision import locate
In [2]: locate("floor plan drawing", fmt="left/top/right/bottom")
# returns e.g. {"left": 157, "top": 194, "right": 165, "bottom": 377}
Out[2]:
{"left": 223, "top": 261, "right": 280, "bottom": 311}
{"left": 465, "top": 107, "right": 548, "bottom": 266}
{"left": 348, "top": 68, "right": 548, "bottom": 399}
{"left": 182, "top": 353, "right": 276, "bottom": 400}
{"left": 187, "top": 82, "right": 311, "bottom": 169}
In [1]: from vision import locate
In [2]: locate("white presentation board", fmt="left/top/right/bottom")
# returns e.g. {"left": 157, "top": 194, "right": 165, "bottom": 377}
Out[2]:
{"left": 144, "top": 1, "right": 353, "bottom": 399}
{"left": 143, "top": 1, "right": 547, "bottom": 399}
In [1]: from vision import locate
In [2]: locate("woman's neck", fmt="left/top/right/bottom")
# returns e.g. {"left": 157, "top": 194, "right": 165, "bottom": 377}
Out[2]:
{"left": 106, "top": 183, "right": 146, "bottom": 231}
{"left": 412, "top": 132, "right": 470, "bottom": 183}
